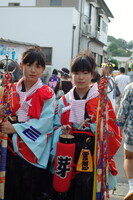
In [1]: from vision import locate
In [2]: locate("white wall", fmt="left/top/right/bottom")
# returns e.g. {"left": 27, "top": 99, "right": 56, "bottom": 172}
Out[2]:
{"left": 0, "top": 42, "right": 33, "bottom": 62}
{"left": 72, "top": 9, "right": 80, "bottom": 58}
{"left": 0, "top": 0, "right": 36, "bottom": 6}
{"left": 0, "top": 7, "right": 80, "bottom": 71}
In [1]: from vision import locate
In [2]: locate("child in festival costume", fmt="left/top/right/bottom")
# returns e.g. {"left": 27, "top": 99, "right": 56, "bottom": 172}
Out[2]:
{"left": 51, "top": 51, "right": 122, "bottom": 200}
{"left": 0, "top": 47, "right": 55, "bottom": 200}
{"left": 48, "top": 69, "right": 60, "bottom": 90}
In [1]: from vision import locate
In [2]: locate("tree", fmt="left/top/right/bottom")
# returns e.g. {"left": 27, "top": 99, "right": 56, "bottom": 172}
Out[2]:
{"left": 131, "top": 63, "right": 133, "bottom": 70}
{"left": 107, "top": 35, "right": 132, "bottom": 57}
{"left": 127, "top": 41, "right": 133, "bottom": 49}
{"left": 111, "top": 48, "right": 131, "bottom": 57}
{"left": 108, "top": 42, "right": 118, "bottom": 54}
{"left": 117, "top": 38, "right": 127, "bottom": 49}
{"left": 110, "top": 58, "right": 118, "bottom": 68}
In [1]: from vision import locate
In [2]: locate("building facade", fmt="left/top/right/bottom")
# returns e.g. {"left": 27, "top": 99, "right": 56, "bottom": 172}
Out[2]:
{"left": 0, "top": 0, "right": 113, "bottom": 78}
{"left": 112, "top": 56, "right": 132, "bottom": 70}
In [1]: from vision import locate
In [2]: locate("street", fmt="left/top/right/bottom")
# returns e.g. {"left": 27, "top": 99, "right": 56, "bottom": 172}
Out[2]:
{"left": 110, "top": 138, "right": 128, "bottom": 199}
{"left": 114, "top": 138, "right": 127, "bottom": 183}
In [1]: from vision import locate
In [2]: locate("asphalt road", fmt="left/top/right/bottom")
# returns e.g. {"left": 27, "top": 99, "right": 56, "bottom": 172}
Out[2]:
{"left": 110, "top": 138, "right": 128, "bottom": 199}
{"left": 114, "top": 138, "right": 127, "bottom": 183}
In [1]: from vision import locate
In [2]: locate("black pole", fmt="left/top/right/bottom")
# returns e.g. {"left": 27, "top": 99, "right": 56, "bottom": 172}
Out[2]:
{"left": 71, "top": 25, "right": 76, "bottom": 59}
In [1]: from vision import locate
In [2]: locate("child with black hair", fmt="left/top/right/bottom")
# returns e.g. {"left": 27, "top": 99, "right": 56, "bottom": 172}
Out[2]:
{"left": 51, "top": 51, "right": 121, "bottom": 200}
{"left": 0, "top": 47, "right": 55, "bottom": 200}
{"left": 54, "top": 67, "right": 72, "bottom": 98}
{"left": 48, "top": 69, "right": 60, "bottom": 90}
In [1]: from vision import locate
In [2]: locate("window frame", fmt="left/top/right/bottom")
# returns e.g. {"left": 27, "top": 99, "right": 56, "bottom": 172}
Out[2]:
{"left": 41, "top": 47, "right": 52, "bottom": 65}
{"left": 50, "top": 0, "right": 62, "bottom": 7}
{"left": 8, "top": 2, "right": 20, "bottom": 6}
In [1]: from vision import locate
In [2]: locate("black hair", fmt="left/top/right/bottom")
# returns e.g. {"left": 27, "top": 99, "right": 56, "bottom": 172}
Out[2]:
{"left": 91, "top": 71, "right": 101, "bottom": 83}
{"left": 71, "top": 51, "right": 96, "bottom": 74}
{"left": 119, "top": 67, "right": 125, "bottom": 73}
{"left": 21, "top": 47, "right": 46, "bottom": 68}
{"left": 113, "top": 66, "right": 118, "bottom": 70}
{"left": 58, "top": 67, "right": 70, "bottom": 78}
{"left": 52, "top": 69, "right": 58, "bottom": 75}
{"left": 61, "top": 67, "right": 70, "bottom": 74}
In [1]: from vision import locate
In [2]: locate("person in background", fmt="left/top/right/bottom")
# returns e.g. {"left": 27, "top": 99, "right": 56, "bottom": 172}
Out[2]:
{"left": 0, "top": 47, "right": 55, "bottom": 200}
{"left": 48, "top": 69, "right": 60, "bottom": 90}
{"left": 54, "top": 67, "right": 73, "bottom": 95}
{"left": 115, "top": 67, "right": 130, "bottom": 96}
{"left": 117, "top": 82, "right": 133, "bottom": 200}
{"left": 115, "top": 67, "right": 130, "bottom": 112}
{"left": 112, "top": 66, "right": 120, "bottom": 78}
{"left": 101, "top": 62, "right": 116, "bottom": 112}
{"left": 127, "top": 67, "right": 133, "bottom": 83}
{"left": 50, "top": 51, "right": 121, "bottom": 200}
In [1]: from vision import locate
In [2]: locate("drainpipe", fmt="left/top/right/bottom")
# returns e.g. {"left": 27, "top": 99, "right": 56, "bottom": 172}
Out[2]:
{"left": 71, "top": 25, "right": 76, "bottom": 59}
{"left": 78, "top": 0, "right": 83, "bottom": 53}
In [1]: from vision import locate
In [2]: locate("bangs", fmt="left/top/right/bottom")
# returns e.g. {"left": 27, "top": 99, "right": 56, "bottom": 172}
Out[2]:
{"left": 22, "top": 51, "right": 45, "bottom": 67}
{"left": 71, "top": 56, "right": 94, "bottom": 73}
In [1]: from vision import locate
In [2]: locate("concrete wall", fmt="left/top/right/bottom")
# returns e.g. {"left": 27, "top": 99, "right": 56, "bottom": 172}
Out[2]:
{"left": 0, "top": 0, "right": 36, "bottom": 6}
{"left": 0, "top": 0, "right": 111, "bottom": 72}
{"left": 36, "top": 0, "right": 79, "bottom": 10}
{"left": 36, "top": 0, "right": 50, "bottom": 7}
{"left": 0, "top": 7, "right": 80, "bottom": 72}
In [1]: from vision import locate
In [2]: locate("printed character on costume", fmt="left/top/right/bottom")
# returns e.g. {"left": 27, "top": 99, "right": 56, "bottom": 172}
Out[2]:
{"left": 50, "top": 51, "right": 122, "bottom": 200}
{"left": 0, "top": 47, "right": 55, "bottom": 200}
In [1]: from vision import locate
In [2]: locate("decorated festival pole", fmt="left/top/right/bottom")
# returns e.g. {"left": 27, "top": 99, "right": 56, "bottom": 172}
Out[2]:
{"left": 93, "top": 61, "right": 116, "bottom": 200}
{"left": 0, "top": 55, "right": 16, "bottom": 200}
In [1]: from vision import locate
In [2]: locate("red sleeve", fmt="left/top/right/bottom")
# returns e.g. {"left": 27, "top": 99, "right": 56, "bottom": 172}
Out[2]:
{"left": 10, "top": 83, "right": 20, "bottom": 116}
{"left": 86, "top": 97, "right": 99, "bottom": 123}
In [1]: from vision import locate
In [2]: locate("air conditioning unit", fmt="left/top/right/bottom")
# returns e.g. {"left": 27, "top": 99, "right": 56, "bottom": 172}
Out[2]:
{"left": 85, "top": 24, "right": 92, "bottom": 34}
{"left": 82, "top": 24, "right": 86, "bottom": 34}
{"left": 96, "top": 31, "right": 100, "bottom": 39}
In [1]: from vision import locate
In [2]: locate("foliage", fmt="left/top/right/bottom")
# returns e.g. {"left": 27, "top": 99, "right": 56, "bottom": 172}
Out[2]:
{"left": 127, "top": 41, "right": 133, "bottom": 49}
{"left": 131, "top": 63, "right": 133, "bottom": 70}
{"left": 108, "top": 36, "right": 132, "bottom": 57}
{"left": 108, "top": 42, "right": 118, "bottom": 53}
{"left": 110, "top": 58, "right": 118, "bottom": 68}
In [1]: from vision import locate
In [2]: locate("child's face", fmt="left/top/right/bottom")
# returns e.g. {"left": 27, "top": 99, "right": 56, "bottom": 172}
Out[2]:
{"left": 101, "top": 66, "right": 109, "bottom": 76}
{"left": 20, "top": 61, "right": 44, "bottom": 83}
{"left": 72, "top": 71, "right": 93, "bottom": 90}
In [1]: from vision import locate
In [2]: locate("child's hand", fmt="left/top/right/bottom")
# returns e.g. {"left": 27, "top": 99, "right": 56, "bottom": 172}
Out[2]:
{"left": 0, "top": 105, "right": 5, "bottom": 118}
{"left": 0, "top": 121, "right": 16, "bottom": 134}
{"left": 62, "top": 124, "right": 71, "bottom": 134}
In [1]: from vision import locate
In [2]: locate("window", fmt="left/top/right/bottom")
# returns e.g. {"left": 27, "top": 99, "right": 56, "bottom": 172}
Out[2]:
{"left": 97, "top": 15, "right": 101, "bottom": 31}
{"left": 50, "top": 0, "right": 62, "bottom": 6}
{"left": 91, "top": 52, "right": 96, "bottom": 60}
{"left": 102, "top": 21, "right": 107, "bottom": 34}
{"left": 8, "top": 3, "right": 20, "bottom": 6}
{"left": 88, "top": 4, "right": 93, "bottom": 24}
{"left": 42, "top": 47, "right": 52, "bottom": 65}
{"left": 98, "top": 55, "right": 103, "bottom": 67}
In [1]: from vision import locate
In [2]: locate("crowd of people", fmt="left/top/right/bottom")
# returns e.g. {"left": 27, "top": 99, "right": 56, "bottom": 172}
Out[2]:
{"left": 0, "top": 46, "right": 132, "bottom": 200}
